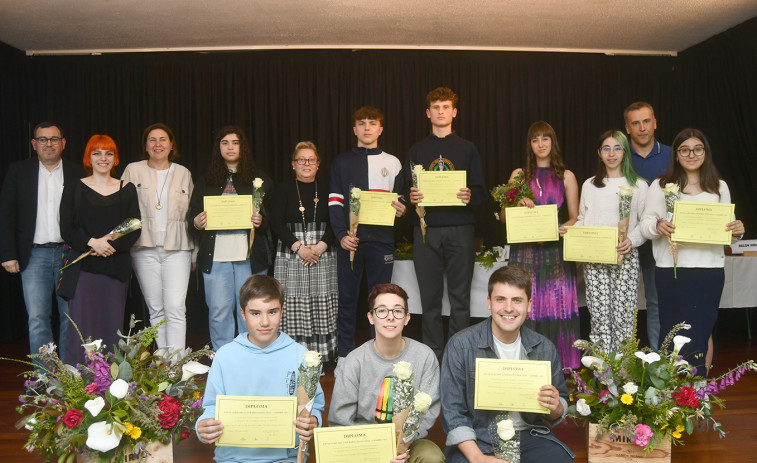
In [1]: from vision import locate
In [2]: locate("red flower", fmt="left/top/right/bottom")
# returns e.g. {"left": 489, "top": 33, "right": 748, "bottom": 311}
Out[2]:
{"left": 63, "top": 409, "right": 84, "bottom": 428}
{"left": 673, "top": 386, "right": 700, "bottom": 408}
{"left": 157, "top": 394, "right": 182, "bottom": 428}
{"left": 506, "top": 188, "right": 518, "bottom": 204}
{"left": 181, "top": 429, "right": 190, "bottom": 441}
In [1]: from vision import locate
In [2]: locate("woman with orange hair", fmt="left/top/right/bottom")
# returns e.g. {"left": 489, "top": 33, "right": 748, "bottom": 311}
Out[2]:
{"left": 59, "top": 134, "right": 141, "bottom": 365}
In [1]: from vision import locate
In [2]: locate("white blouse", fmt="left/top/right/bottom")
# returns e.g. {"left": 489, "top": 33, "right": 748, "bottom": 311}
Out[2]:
{"left": 640, "top": 179, "right": 732, "bottom": 269}
{"left": 576, "top": 176, "right": 648, "bottom": 248}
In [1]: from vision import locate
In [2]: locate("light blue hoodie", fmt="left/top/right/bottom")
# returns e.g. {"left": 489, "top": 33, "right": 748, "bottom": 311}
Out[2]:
{"left": 196, "top": 331, "right": 325, "bottom": 463}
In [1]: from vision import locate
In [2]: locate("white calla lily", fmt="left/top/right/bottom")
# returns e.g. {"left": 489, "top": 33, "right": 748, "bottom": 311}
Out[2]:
{"left": 85, "top": 421, "right": 123, "bottom": 452}
{"left": 82, "top": 340, "right": 103, "bottom": 354}
{"left": 634, "top": 352, "right": 661, "bottom": 364}
{"left": 181, "top": 361, "right": 211, "bottom": 381}
{"left": 673, "top": 335, "right": 691, "bottom": 355}
{"left": 581, "top": 356, "right": 606, "bottom": 370}
{"left": 84, "top": 397, "right": 105, "bottom": 417}
{"left": 109, "top": 379, "right": 129, "bottom": 399}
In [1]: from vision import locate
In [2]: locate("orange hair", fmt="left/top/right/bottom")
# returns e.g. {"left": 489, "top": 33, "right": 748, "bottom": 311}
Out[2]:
{"left": 82, "top": 134, "right": 119, "bottom": 175}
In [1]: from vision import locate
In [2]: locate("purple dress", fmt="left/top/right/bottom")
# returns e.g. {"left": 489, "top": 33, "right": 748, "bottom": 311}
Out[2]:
{"left": 509, "top": 167, "right": 580, "bottom": 370}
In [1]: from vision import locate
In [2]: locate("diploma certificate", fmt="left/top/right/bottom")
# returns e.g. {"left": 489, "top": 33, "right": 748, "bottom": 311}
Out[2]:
{"left": 417, "top": 171, "right": 466, "bottom": 206}
{"left": 204, "top": 195, "right": 253, "bottom": 230}
{"left": 215, "top": 395, "right": 297, "bottom": 448}
{"left": 563, "top": 226, "right": 619, "bottom": 264}
{"left": 672, "top": 201, "right": 734, "bottom": 245}
{"left": 504, "top": 205, "right": 559, "bottom": 243}
{"left": 313, "top": 423, "right": 396, "bottom": 463}
{"left": 474, "top": 359, "right": 550, "bottom": 414}
{"left": 357, "top": 191, "right": 398, "bottom": 226}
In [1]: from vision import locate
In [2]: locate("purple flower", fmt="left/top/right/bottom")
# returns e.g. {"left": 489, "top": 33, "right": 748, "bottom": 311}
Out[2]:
{"left": 190, "top": 399, "right": 203, "bottom": 409}
{"left": 18, "top": 395, "right": 26, "bottom": 403}
{"left": 86, "top": 352, "right": 113, "bottom": 394}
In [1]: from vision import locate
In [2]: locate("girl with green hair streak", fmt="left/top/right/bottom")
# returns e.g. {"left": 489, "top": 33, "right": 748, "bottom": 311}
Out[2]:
{"left": 575, "top": 130, "right": 648, "bottom": 353}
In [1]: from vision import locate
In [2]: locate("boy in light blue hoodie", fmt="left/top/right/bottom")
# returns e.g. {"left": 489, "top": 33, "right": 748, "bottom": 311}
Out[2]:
{"left": 196, "top": 275, "right": 325, "bottom": 463}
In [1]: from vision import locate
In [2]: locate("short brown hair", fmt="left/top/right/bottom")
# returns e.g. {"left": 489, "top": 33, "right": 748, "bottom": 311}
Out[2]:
{"left": 367, "top": 283, "right": 409, "bottom": 311}
{"left": 623, "top": 102, "right": 655, "bottom": 123}
{"left": 240, "top": 275, "right": 284, "bottom": 309}
{"left": 426, "top": 87, "right": 458, "bottom": 108}
{"left": 352, "top": 106, "right": 384, "bottom": 125}
{"left": 488, "top": 266, "right": 532, "bottom": 300}
{"left": 142, "top": 123, "right": 179, "bottom": 161}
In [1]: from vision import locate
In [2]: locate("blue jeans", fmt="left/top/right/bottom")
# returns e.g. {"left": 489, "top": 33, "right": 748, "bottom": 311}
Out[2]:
{"left": 203, "top": 260, "right": 265, "bottom": 351}
{"left": 638, "top": 241, "right": 659, "bottom": 349}
{"left": 21, "top": 245, "right": 69, "bottom": 363}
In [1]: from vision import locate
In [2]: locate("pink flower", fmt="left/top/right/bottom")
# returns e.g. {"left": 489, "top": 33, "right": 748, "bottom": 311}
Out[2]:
{"left": 632, "top": 424, "right": 654, "bottom": 447}
{"left": 84, "top": 383, "right": 98, "bottom": 394}
{"left": 598, "top": 389, "right": 612, "bottom": 402}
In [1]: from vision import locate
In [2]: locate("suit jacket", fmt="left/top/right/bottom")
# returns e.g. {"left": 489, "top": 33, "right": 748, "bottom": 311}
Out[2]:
{"left": 0, "top": 157, "right": 83, "bottom": 271}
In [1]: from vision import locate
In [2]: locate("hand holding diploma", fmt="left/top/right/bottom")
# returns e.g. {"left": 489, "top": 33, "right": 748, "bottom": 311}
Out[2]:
{"left": 197, "top": 418, "right": 224, "bottom": 444}
{"left": 537, "top": 385, "right": 564, "bottom": 421}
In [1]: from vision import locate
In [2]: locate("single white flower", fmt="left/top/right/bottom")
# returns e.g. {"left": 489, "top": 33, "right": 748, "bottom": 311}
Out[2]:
{"left": 618, "top": 185, "right": 634, "bottom": 196}
{"left": 85, "top": 397, "right": 106, "bottom": 416}
{"left": 302, "top": 351, "right": 322, "bottom": 368}
{"left": 497, "top": 419, "right": 515, "bottom": 441}
{"left": 662, "top": 183, "right": 680, "bottom": 195}
{"left": 634, "top": 352, "right": 661, "bottom": 364}
{"left": 572, "top": 339, "right": 591, "bottom": 350}
{"left": 413, "top": 164, "right": 424, "bottom": 173}
{"left": 153, "top": 347, "right": 171, "bottom": 358}
{"left": 24, "top": 417, "right": 37, "bottom": 431}
{"left": 86, "top": 421, "right": 123, "bottom": 452}
{"left": 253, "top": 177, "right": 264, "bottom": 189}
{"left": 350, "top": 187, "right": 361, "bottom": 199}
{"left": 393, "top": 361, "right": 413, "bottom": 380}
{"left": 614, "top": 353, "right": 623, "bottom": 361}
{"left": 82, "top": 340, "right": 103, "bottom": 354}
{"left": 673, "top": 335, "right": 691, "bottom": 355}
{"left": 674, "top": 358, "right": 689, "bottom": 367}
{"left": 575, "top": 398, "right": 591, "bottom": 416}
{"left": 181, "top": 361, "right": 211, "bottom": 381}
{"left": 581, "top": 356, "right": 605, "bottom": 370}
{"left": 109, "top": 379, "right": 129, "bottom": 399}
{"left": 413, "top": 392, "right": 432, "bottom": 413}
{"left": 622, "top": 382, "right": 638, "bottom": 395}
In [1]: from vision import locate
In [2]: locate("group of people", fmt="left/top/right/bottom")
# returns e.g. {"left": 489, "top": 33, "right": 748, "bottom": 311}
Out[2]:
{"left": 0, "top": 85, "right": 744, "bottom": 460}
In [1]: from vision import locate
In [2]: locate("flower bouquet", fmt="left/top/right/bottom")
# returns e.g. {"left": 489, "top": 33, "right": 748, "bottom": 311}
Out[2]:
{"left": 488, "top": 413, "right": 519, "bottom": 463}
{"left": 491, "top": 170, "right": 535, "bottom": 223}
{"left": 248, "top": 177, "right": 265, "bottom": 255}
{"left": 296, "top": 351, "right": 321, "bottom": 463}
{"left": 348, "top": 186, "right": 361, "bottom": 269}
{"left": 10, "top": 317, "right": 213, "bottom": 462}
{"left": 567, "top": 319, "right": 756, "bottom": 455}
{"left": 410, "top": 164, "right": 428, "bottom": 242}
{"left": 661, "top": 182, "right": 680, "bottom": 278}
{"left": 60, "top": 218, "right": 142, "bottom": 271}
{"left": 617, "top": 185, "right": 634, "bottom": 266}
{"left": 390, "top": 362, "right": 432, "bottom": 455}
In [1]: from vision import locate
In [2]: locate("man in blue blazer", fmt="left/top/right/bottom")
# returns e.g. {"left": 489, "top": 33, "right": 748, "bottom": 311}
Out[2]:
{"left": 0, "top": 122, "right": 82, "bottom": 362}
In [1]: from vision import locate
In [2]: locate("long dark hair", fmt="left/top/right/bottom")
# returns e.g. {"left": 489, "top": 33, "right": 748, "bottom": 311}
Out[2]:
{"left": 592, "top": 130, "right": 642, "bottom": 188}
{"left": 659, "top": 128, "right": 721, "bottom": 196}
{"left": 524, "top": 121, "right": 566, "bottom": 180}
{"left": 206, "top": 125, "right": 257, "bottom": 188}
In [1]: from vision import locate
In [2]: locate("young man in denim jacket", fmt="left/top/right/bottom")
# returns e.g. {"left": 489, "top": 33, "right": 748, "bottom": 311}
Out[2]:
{"left": 440, "top": 266, "right": 575, "bottom": 463}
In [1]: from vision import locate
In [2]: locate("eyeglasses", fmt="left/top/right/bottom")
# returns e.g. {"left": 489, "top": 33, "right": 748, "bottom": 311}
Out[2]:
{"left": 677, "top": 146, "right": 705, "bottom": 157}
{"left": 35, "top": 137, "right": 63, "bottom": 145}
{"left": 294, "top": 158, "right": 318, "bottom": 165}
{"left": 372, "top": 306, "right": 407, "bottom": 319}
{"left": 600, "top": 145, "right": 624, "bottom": 154}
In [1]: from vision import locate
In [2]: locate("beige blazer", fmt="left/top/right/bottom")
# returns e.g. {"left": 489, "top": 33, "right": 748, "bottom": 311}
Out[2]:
{"left": 122, "top": 160, "right": 194, "bottom": 251}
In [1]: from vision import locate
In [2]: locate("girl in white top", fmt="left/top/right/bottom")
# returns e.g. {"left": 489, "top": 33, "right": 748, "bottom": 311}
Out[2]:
{"left": 576, "top": 130, "right": 647, "bottom": 353}
{"left": 640, "top": 128, "right": 744, "bottom": 374}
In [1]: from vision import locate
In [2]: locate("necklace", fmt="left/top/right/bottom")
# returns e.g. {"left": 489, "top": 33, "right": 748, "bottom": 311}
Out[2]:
{"left": 535, "top": 178, "right": 543, "bottom": 197}
{"left": 155, "top": 164, "right": 171, "bottom": 210}
{"left": 295, "top": 179, "right": 318, "bottom": 244}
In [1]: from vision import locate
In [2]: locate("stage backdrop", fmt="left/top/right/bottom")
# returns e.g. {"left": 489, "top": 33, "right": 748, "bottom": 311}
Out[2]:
{"left": 1, "top": 17, "right": 755, "bottom": 341}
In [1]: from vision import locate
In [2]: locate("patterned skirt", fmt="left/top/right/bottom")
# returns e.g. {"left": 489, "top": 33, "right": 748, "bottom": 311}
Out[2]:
{"left": 274, "top": 226, "right": 339, "bottom": 362}
{"left": 509, "top": 241, "right": 581, "bottom": 370}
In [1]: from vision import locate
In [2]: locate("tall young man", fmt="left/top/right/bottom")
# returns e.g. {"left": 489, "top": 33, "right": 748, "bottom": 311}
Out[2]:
{"left": 407, "top": 87, "right": 486, "bottom": 361}
{"left": 0, "top": 122, "right": 82, "bottom": 362}
{"left": 441, "top": 266, "right": 574, "bottom": 463}
{"left": 328, "top": 283, "right": 444, "bottom": 463}
{"left": 329, "top": 106, "right": 406, "bottom": 358}
{"left": 624, "top": 101, "right": 671, "bottom": 349}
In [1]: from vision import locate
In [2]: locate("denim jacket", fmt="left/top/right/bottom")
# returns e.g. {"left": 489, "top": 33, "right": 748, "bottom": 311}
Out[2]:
{"left": 440, "top": 318, "right": 569, "bottom": 452}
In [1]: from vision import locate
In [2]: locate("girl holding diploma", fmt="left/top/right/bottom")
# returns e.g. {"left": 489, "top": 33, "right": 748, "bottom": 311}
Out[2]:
{"left": 575, "top": 131, "right": 647, "bottom": 354}
{"left": 641, "top": 128, "right": 744, "bottom": 374}
{"left": 188, "top": 126, "right": 273, "bottom": 351}
{"left": 270, "top": 141, "right": 339, "bottom": 362}
{"left": 506, "top": 121, "right": 581, "bottom": 370}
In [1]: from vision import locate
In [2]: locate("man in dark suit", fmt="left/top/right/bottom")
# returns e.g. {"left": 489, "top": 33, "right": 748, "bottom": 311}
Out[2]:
{"left": 0, "top": 122, "right": 81, "bottom": 361}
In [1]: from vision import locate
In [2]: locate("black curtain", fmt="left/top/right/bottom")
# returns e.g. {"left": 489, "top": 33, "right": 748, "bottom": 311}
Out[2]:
{"left": 1, "top": 17, "right": 755, "bottom": 342}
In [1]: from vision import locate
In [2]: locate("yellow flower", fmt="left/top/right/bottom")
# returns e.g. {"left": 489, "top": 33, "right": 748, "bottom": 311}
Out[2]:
{"left": 672, "top": 430, "right": 682, "bottom": 438}
{"left": 621, "top": 394, "right": 634, "bottom": 405}
{"left": 124, "top": 422, "right": 142, "bottom": 440}
{"left": 193, "top": 391, "right": 201, "bottom": 400}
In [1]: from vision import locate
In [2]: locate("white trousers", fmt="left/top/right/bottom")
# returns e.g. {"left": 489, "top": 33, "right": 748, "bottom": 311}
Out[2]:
{"left": 131, "top": 247, "right": 192, "bottom": 351}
